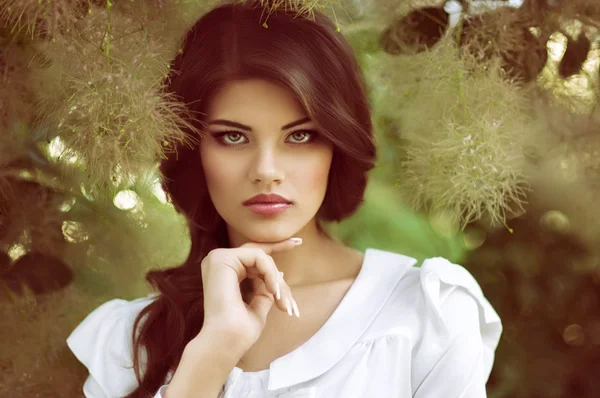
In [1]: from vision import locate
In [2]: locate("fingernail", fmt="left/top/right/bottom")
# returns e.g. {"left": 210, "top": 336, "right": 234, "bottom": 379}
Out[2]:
{"left": 279, "top": 271, "right": 285, "bottom": 282}
{"left": 286, "top": 298, "right": 293, "bottom": 316}
{"left": 292, "top": 298, "right": 300, "bottom": 318}
{"left": 276, "top": 283, "right": 281, "bottom": 300}
{"left": 290, "top": 237, "right": 302, "bottom": 245}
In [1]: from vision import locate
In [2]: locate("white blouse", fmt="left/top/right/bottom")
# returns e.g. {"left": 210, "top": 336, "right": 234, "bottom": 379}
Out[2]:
{"left": 67, "top": 248, "right": 503, "bottom": 398}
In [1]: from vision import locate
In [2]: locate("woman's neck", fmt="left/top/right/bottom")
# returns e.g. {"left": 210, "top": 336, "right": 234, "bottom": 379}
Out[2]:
{"left": 270, "top": 234, "right": 354, "bottom": 287}
{"left": 227, "top": 223, "right": 360, "bottom": 287}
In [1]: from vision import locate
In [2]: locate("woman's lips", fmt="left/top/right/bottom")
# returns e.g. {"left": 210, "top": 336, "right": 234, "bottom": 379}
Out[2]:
{"left": 244, "top": 203, "right": 292, "bottom": 216}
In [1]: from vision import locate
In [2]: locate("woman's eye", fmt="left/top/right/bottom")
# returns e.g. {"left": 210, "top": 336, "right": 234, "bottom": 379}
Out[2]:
{"left": 212, "top": 129, "right": 317, "bottom": 146}
{"left": 288, "top": 130, "right": 315, "bottom": 143}
{"left": 214, "top": 131, "right": 247, "bottom": 145}
{"left": 224, "top": 132, "right": 244, "bottom": 143}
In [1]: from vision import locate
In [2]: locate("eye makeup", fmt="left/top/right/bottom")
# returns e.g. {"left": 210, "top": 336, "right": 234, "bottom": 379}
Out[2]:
{"left": 210, "top": 129, "right": 320, "bottom": 147}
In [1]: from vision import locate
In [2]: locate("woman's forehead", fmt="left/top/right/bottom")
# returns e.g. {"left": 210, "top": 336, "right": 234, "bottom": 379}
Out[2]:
{"left": 206, "top": 79, "right": 310, "bottom": 127}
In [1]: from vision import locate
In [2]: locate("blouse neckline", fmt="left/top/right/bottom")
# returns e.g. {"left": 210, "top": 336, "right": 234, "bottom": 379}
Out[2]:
{"left": 231, "top": 248, "right": 418, "bottom": 391}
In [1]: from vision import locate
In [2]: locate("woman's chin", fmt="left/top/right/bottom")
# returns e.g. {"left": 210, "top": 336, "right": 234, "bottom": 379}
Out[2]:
{"left": 239, "top": 225, "right": 301, "bottom": 244}
{"left": 227, "top": 217, "right": 314, "bottom": 245}
{"left": 245, "top": 232, "right": 296, "bottom": 244}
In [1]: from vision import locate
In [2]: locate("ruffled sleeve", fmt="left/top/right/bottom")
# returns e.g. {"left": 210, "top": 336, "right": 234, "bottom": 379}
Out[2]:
{"left": 411, "top": 257, "right": 503, "bottom": 398}
{"left": 66, "top": 295, "right": 163, "bottom": 398}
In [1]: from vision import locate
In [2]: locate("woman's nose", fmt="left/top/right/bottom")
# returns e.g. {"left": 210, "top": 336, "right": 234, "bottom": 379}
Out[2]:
{"left": 249, "top": 149, "right": 284, "bottom": 184}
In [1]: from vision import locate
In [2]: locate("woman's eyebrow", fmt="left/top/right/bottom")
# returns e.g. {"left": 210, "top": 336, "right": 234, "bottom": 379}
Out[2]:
{"left": 207, "top": 116, "right": 311, "bottom": 132}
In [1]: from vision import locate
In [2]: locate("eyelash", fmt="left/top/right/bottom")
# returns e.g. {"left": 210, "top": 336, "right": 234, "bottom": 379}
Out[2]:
{"left": 211, "top": 129, "right": 319, "bottom": 147}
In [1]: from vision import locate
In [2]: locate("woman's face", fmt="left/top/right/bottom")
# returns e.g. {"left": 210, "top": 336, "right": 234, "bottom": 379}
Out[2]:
{"left": 200, "top": 78, "right": 334, "bottom": 246}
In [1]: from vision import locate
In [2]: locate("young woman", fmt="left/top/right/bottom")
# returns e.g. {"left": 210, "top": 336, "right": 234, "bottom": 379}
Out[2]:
{"left": 67, "top": 1, "right": 503, "bottom": 397}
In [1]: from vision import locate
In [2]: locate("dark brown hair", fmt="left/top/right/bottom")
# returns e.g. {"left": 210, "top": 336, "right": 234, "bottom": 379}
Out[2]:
{"left": 126, "top": 1, "right": 376, "bottom": 396}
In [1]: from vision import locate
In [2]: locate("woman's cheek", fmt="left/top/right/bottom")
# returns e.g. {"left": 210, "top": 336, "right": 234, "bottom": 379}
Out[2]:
{"left": 302, "top": 152, "right": 333, "bottom": 191}
{"left": 203, "top": 150, "right": 237, "bottom": 183}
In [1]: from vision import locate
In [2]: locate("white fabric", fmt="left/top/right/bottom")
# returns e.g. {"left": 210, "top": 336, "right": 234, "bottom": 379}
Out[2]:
{"left": 66, "top": 248, "right": 502, "bottom": 397}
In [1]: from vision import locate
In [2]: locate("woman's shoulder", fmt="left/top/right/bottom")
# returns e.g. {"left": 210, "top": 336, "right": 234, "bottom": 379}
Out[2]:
{"left": 362, "top": 250, "right": 502, "bottom": 385}
{"left": 393, "top": 256, "right": 501, "bottom": 331}
{"left": 66, "top": 293, "right": 159, "bottom": 397}
{"left": 367, "top": 250, "right": 502, "bottom": 349}
{"left": 67, "top": 294, "right": 158, "bottom": 352}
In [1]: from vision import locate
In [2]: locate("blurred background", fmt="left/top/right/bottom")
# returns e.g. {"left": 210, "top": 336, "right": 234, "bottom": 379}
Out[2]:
{"left": 1, "top": 0, "right": 599, "bottom": 396}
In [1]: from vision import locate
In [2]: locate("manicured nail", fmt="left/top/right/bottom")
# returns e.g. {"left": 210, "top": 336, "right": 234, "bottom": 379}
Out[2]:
{"left": 292, "top": 298, "right": 300, "bottom": 318}
{"left": 286, "top": 298, "right": 293, "bottom": 316}
{"left": 276, "top": 282, "right": 281, "bottom": 300}
{"left": 290, "top": 237, "right": 302, "bottom": 245}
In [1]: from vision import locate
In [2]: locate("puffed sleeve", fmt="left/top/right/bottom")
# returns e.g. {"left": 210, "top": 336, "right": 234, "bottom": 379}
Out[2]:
{"left": 412, "top": 257, "right": 503, "bottom": 398}
{"left": 66, "top": 295, "right": 167, "bottom": 398}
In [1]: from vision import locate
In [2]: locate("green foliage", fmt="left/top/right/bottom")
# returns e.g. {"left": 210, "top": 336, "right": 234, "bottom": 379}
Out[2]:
{"left": 30, "top": 5, "right": 200, "bottom": 193}
{"left": 327, "top": 178, "right": 466, "bottom": 264}
{"left": 364, "top": 38, "right": 544, "bottom": 229}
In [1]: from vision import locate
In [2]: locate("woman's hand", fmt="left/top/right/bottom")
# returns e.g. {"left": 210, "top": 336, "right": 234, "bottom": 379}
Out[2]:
{"left": 198, "top": 238, "right": 302, "bottom": 351}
